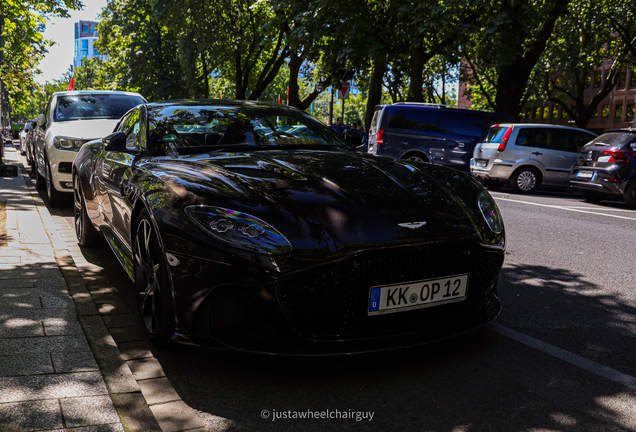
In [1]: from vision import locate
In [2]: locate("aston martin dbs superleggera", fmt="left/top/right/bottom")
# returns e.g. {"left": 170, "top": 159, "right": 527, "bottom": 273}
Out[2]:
{"left": 72, "top": 100, "right": 505, "bottom": 355}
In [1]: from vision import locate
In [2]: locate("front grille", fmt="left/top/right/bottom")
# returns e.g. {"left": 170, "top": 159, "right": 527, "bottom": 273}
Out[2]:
{"left": 277, "top": 242, "right": 503, "bottom": 339}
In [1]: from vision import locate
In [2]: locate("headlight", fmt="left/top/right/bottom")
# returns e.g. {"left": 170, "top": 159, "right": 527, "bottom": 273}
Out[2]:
{"left": 184, "top": 206, "right": 293, "bottom": 255}
{"left": 53, "top": 136, "right": 86, "bottom": 151}
{"left": 478, "top": 190, "right": 503, "bottom": 234}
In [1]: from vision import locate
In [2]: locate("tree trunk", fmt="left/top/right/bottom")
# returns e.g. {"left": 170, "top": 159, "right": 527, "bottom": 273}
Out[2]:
{"left": 408, "top": 44, "right": 425, "bottom": 102}
{"left": 365, "top": 53, "right": 387, "bottom": 132}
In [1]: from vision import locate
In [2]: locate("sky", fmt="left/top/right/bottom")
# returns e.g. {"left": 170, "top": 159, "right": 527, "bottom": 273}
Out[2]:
{"left": 35, "top": 0, "right": 108, "bottom": 84}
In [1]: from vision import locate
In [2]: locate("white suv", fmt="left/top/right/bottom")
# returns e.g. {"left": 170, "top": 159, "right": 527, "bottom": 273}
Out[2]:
{"left": 33, "top": 90, "right": 146, "bottom": 206}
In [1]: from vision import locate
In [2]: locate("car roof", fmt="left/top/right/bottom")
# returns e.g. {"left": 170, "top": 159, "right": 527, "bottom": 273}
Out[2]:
{"left": 52, "top": 90, "right": 145, "bottom": 97}
{"left": 375, "top": 102, "right": 499, "bottom": 114}
{"left": 146, "top": 99, "right": 303, "bottom": 111}
{"left": 493, "top": 123, "right": 595, "bottom": 132}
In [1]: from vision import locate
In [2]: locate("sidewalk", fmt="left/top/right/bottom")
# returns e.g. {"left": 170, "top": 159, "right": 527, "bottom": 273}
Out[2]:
{"left": 0, "top": 142, "right": 205, "bottom": 432}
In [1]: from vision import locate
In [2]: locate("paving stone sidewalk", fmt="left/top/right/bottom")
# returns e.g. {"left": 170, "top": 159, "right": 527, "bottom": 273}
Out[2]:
{"left": 0, "top": 142, "right": 182, "bottom": 432}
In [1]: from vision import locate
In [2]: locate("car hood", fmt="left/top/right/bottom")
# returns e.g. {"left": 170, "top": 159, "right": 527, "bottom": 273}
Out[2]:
{"left": 47, "top": 119, "right": 119, "bottom": 140}
{"left": 143, "top": 150, "right": 488, "bottom": 265}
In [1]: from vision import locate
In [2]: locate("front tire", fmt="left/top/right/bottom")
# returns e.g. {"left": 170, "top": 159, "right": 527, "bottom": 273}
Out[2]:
{"left": 73, "top": 174, "right": 100, "bottom": 246}
{"left": 35, "top": 160, "right": 46, "bottom": 190}
{"left": 510, "top": 168, "right": 541, "bottom": 193}
{"left": 46, "top": 161, "right": 64, "bottom": 207}
{"left": 134, "top": 210, "right": 175, "bottom": 347}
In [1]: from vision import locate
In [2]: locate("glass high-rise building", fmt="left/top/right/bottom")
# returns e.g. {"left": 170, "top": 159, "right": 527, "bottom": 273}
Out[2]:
{"left": 73, "top": 20, "right": 106, "bottom": 68}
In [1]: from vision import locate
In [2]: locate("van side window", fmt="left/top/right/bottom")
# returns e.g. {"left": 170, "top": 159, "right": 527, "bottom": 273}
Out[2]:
{"left": 388, "top": 109, "right": 439, "bottom": 132}
{"left": 438, "top": 112, "right": 484, "bottom": 138}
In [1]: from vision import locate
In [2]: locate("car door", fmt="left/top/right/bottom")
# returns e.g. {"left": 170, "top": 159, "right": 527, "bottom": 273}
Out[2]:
{"left": 384, "top": 108, "right": 440, "bottom": 162}
{"left": 528, "top": 128, "right": 573, "bottom": 186}
{"left": 100, "top": 108, "right": 143, "bottom": 247}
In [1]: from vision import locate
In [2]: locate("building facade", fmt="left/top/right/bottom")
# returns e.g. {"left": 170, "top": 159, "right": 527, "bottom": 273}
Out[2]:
{"left": 458, "top": 65, "right": 636, "bottom": 133}
{"left": 73, "top": 20, "right": 106, "bottom": 68}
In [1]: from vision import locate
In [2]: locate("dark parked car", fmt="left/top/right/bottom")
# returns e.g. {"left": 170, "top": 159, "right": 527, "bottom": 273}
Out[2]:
{"left": 570, "top": 129, "right": 636, "bottom": 207}
{"left": 367, "top": 103, "right": 511, "bottom": 171}
{"left": 73, "top": 100, "right": 505, "bottom": 355}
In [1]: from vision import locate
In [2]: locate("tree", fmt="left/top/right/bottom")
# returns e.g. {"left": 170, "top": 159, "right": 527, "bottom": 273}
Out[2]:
{"left": 97, "top": 0, "right": 188, "bottom": 100}
{"left": 462, "top": 0, "right": 572, "bottom": 119}
{"left": 1, "top": 0, "right": 82, "bottom": 119}
{"left": 535, "top": 0, "right": 632, "bottom": 128}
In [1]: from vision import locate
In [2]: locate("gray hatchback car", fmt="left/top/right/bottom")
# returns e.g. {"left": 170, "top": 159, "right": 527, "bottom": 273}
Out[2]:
{"left": 470, "top": 124, "right": 597, "bottom": 192}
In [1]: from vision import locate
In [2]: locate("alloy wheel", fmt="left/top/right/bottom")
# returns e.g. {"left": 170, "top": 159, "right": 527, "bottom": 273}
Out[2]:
{"left": 516, "top": 171, "right": 537, "bottom": 192}
{"left": 73, "top": 176, "right": 83, "bottom": 240}
{"left": 135, "top": 218, "right": 163, "bottom": 335}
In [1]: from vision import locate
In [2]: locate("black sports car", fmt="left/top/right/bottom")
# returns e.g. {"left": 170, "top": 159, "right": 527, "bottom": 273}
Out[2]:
{"left": 72, "top": 100, "right": 505, "bottom": 355}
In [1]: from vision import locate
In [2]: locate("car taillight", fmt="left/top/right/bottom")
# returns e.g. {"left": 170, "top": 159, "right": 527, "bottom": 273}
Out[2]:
{"left": 497, "top": 127, "right": 513, "bottom": 152}
{"left": 376, "top": 128, "right": 384, "bottom": 146}
{"left": 602, "top": 149, "right": 635, "bottom": 163}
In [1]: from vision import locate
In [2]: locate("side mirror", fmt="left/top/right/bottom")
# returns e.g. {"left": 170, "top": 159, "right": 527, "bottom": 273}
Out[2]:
{"left": 36, "top": 113, "right": 46, "bottom": 127}
{"left": 103, "top": 131, "right": 127, "bottom": 151}
{"left": 342, "top": 129, "right": 363, "bottom": 146}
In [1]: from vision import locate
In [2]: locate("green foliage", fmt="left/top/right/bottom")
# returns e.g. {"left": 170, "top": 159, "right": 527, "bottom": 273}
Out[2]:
{"left": 1, "top": 0, "right": 83, "bottom": 120}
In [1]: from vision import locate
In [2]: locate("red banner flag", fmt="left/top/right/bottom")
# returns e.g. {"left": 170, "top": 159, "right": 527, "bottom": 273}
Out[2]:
{"left": 67, "top": 77, "right": 74, "bottom": 91}
{"left": 220, "top": 90, "right": 223, "bottom": 99}
{"left": 278, "top": 94, "right": 281, "bottom": 104}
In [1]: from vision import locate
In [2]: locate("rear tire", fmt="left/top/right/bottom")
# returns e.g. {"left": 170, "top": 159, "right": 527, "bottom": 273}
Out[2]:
{"left": 510, "top": 167, "right": 541, "bottom": 193}
{"left": 623, "top": 180, "right": 636, "bottom": 208}
{"left": 579, "top": 188, "right": 604, "bottom": 203}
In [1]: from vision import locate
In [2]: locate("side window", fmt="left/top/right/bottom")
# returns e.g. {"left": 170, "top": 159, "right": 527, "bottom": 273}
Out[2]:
{"left": 568, "top": 131, "right": 595, "bottom": 152}
{"left": 515, "top": 128, "right": 533, "bottom": 146}
{"left": 539, "top": 128, "right": 569, "bottom": 151}
{"left": 387, "top": 109, "right": 439, "bottom": 132}
{"left": 438, "top": 112, "right": 484, "bottom": 138}
{"left": 119, "top": 109, "right": 141, "bottom": 148}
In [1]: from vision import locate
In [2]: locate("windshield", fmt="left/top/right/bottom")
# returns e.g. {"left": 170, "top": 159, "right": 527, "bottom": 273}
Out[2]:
{"left": 148, "top": 104, "right": 352, "bottom": 152}
{"left": 54, "top": 94, "right": 145, "bottom": 122}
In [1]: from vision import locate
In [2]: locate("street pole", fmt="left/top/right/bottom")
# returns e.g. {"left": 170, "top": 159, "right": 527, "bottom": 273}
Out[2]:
{"left": 329, "top": 86, "right": 334, "bottom": 125}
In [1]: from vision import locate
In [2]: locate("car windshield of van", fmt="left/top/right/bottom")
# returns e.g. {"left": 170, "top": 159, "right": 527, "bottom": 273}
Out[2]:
{"left": 54, "top": 94, "right": 146, "bottom": 122}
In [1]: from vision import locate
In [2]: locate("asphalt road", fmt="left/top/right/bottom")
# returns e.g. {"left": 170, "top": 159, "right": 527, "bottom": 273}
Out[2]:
{"left": 47, "top": 176, "right": 636, "bottom": 432}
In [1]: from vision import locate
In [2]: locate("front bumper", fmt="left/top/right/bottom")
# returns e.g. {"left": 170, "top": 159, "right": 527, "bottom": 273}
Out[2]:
{"left": 168, "top": 241, "right": 505, "bottom": 355}
{"left": 47, "top": 147, "right": 79, "bottom": 192}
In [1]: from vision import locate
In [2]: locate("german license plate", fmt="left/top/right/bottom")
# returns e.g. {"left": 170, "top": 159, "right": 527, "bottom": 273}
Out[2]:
{"left": 368, "top": 274, "right": 469, "bottom": 315}
{"left": 577, "top": 170, "right": 593, "bottom": 179}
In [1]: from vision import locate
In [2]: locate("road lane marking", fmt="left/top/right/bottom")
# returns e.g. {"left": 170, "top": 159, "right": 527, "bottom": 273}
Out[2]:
{"left": 489, "top": 323, "right": 636, "bottom": 391}
{"left": 492, "top": 196, "right": 636, "bottom": 221}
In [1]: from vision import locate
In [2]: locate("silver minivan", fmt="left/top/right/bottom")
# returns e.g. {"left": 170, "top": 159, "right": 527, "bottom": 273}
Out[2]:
{"left": 470, "top": 123, "right": 597, "bottom": 192}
